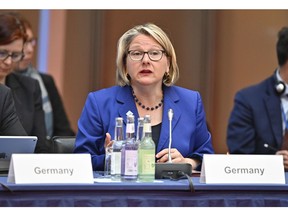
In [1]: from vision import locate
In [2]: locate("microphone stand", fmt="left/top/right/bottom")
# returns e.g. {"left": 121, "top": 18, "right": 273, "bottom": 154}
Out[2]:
{"left": 155, "top": 109, "right": 192, "bottom": 180}
{"left": 168, "top": 109, "right": 173, "bottom": 163}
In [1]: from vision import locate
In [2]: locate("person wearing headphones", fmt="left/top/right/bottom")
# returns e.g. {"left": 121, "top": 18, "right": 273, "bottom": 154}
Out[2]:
{"left": 227, "top": 26, "right": 288, "bottom": 170}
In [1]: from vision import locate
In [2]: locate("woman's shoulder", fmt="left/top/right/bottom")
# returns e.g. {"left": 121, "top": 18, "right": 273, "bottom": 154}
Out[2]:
{"left": 167, "top": 85, "right": 200, "bottom": 97}
{"left": 0, "top": 83, "right": 10, "bottom": 92}
{"left": 85, "top": 86, "right": 129, "bottom": 108}
{"left": 39, "top": 72, "right": 54, "bottom": 83}
{"left": 0, "top": 84, "right": 10, "bottom": 101}
{"left": 89, "top": 85, "right": 128, "bottom": 96}
{"left": 6, "top": 73, "right": 40, "bottom": 94}
{"left": 7, "top": 72, "right": 38, "bottom": 86}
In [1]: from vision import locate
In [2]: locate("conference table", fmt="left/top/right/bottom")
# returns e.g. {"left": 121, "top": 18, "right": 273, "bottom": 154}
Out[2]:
{"left": 0, "top": 172, "right": 288, "bottom": 207}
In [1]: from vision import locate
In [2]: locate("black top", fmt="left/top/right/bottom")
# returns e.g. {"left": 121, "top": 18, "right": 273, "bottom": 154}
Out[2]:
{"left": 152, "top": 123, "right": 162, "bottom": 149}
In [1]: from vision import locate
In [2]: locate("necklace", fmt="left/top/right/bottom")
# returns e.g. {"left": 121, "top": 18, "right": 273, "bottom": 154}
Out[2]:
{"left": 132, "top": 88, "right": 164, "bottom": 111}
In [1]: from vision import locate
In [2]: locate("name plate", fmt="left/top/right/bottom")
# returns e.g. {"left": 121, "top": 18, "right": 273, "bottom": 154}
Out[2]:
{"left": 200, "top": 154, "right": 285, "bottom": 184}
{"left": 7, "top": 154, "right": 94, "bottom": 184}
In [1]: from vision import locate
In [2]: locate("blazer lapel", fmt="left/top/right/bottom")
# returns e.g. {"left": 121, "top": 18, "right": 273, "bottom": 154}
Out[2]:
{"left": 157, "top": 87, "right": 181, "bottom": 151}
{"left": 116, "top": 86, "right": 138, "bottom": 125}
{"left": 6, "top": 74, "right": 24, "bottom": 108}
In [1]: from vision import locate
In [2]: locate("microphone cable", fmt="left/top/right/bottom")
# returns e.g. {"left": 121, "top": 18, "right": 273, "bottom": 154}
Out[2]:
{"left": 162, "top": 171, "right": 195, "bottom": 193}
{"left": 169, "top": 171, "right": 195, "bottom": 193}
{"left": 175, "top": 171, "right": 195, "bottom": 193}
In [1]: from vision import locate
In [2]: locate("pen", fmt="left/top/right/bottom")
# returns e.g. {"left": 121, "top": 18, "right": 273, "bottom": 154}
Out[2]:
{"left": 263, "top": 143, "right": 278, "bottom": 153}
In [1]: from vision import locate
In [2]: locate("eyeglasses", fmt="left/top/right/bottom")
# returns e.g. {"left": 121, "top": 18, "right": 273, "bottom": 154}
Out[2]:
{"left": 128, "top": 50, "right": 165, "bottom": 61}
{"left": 0, "top": 50, "right": 24, "bottom": 63}
{"left": 25, "top": 38, "right": 37, "bottom": 47}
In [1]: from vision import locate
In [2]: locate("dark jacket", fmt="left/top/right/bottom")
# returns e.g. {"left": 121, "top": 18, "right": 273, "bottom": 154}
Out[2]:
{"left": 40, "top": 73, "right": 75, "bottom": 137}
{"left": 227, "top": 72, "right": 283, "bottom": 154}
{"left": 6, "top": 73, "right": 50, "bottom": 153}
{"left": 0, "top": 83, "right": 27, "bottom": 136}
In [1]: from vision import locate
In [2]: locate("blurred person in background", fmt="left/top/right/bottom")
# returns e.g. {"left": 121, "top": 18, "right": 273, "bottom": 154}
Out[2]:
{"left": 12, "top": 12, "right": 75, "bottom": 143}
{"left": 0, "top": 12, "right": 49, "bottom": 152}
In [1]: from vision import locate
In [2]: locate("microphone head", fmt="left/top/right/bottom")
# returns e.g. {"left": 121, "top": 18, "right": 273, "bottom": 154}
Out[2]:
{"left": 168, "top": 109, "right": 173, "bottom": 120}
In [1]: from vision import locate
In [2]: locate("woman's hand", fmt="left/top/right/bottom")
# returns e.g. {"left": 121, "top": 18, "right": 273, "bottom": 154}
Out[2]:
{"left": 156, "top": 148, "right": 200, "bottom": 170}
{"left": 105, "top": 133, "right": 113, "bottom": 148}
{"left": 156, "top": 148, "right": 184, "bottom": 163}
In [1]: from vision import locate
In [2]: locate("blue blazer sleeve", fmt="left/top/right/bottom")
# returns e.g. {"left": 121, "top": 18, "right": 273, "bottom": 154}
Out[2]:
{"left": 75, "top": 86, "right": 141, "bottom": 171}
{"left": 159, "top": 86, "right": 214, "bottom": 168}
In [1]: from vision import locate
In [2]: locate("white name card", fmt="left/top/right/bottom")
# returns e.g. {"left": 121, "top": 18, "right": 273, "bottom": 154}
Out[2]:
{"left": 7, "top": 154, "right": 94, "bottom": 184}
{"left": 200, "top": 154, "right": 285, "bottom": 184}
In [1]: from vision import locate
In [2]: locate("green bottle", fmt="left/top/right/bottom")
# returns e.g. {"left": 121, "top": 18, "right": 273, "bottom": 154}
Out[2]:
{"left": 138, "top": 115, "right": 155, "bottom": 182}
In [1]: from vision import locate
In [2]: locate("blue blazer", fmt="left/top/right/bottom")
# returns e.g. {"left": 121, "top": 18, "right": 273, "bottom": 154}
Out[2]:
{"left": 74, "top": 85, "right": 214, "bottom": 171}
{"left": 227, "top": 72, "right": 283, "bottom": 154}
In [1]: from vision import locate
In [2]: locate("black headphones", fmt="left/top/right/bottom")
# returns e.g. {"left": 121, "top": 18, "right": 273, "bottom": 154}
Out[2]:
{"left": 275, "top": 81, "right": 286, "bottom": 95}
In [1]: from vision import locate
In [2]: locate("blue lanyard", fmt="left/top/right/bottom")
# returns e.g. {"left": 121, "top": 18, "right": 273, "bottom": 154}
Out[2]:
{"left": 281, "top": 104, "right": 288, "bottom": 130}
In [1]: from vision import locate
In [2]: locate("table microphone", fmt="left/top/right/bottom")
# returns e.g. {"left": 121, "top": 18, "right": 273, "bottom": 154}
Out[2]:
{"left": 168, "top": 109, "right": 173, "bottom": 163}
{"left": 155, "top": 109, "right": 192, "bottom": 179}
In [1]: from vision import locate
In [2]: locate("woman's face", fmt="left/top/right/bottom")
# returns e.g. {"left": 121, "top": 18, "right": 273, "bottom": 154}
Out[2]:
{"left": 17, "top": 27, "right": 35, "bottom": 71}
{"left": 126, "top": 34, "right": 170, "bottom": 87}
{"left": 0, "top": 39, "right": 24, "bottom": 80}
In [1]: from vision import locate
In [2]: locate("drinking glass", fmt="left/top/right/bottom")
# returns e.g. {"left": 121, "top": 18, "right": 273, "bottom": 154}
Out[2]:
{"left": 104, "top": 146, "right": 113, "bottom": 177}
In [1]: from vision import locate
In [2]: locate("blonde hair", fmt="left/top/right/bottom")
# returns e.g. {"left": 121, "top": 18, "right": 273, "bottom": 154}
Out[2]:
{"left": 116, "top": 23, "right": 179, "bottom": 86}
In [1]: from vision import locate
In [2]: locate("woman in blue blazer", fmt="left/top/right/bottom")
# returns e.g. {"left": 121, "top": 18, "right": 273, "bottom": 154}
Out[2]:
{"left": 74, "top": 23, "right": 214, "bottom": 171}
